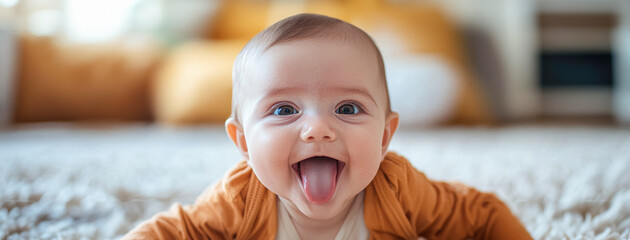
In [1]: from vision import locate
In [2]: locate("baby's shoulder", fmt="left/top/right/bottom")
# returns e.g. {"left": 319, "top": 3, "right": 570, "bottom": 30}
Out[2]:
{"left": 381, "top": 152, "right": 428, "bottom": 178}
{"left": 195, "top": 160, "right": 253, "bottom": 204}
{"left": 375, "top": 152, "right": 432, "bottom": 193}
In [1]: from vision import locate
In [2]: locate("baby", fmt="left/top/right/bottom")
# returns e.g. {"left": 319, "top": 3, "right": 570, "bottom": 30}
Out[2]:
{"left": 124, "top": 14, "right": 532, "bottom": 240}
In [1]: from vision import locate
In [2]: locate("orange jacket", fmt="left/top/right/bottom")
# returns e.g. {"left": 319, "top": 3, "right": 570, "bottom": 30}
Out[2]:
{"left": 124, "top": 152, "right": 532, "bottom": 240}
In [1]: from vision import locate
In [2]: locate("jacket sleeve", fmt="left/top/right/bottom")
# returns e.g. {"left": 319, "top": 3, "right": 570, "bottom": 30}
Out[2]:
{"left": 400, "top": 158, "right": 533, "bottom": 240}
{"left": 122, "top": 161, "right": 251, "bottom": 240}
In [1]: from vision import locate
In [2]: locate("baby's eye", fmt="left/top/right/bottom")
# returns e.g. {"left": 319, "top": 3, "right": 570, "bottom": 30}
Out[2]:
{"left": 273, "top": 105, "right": 299, "bottom": 116}
{"left": 336, "top": 103, "right": 360, "bottom": 115}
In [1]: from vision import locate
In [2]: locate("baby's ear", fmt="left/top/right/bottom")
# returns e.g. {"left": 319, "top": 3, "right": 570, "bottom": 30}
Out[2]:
{"left": 381, "top": 112, "right": 400, "bottom": 159}
{"left": 225, "top": 117, "right": 249, "bottom": 159}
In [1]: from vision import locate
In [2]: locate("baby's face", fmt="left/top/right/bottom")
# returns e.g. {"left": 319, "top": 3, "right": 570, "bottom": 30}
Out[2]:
{"left": 230, "top": 38, "right": 397, "bottom": 220}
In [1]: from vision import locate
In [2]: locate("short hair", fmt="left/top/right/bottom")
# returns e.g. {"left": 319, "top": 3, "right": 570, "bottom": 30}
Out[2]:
{"left": 231, "top": 13, "right": 390, "bottom": 122}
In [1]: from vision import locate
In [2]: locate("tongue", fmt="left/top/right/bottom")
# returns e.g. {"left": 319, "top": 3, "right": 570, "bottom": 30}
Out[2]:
{"left": 299, "top": 157, "right": 338, "bottom": 204}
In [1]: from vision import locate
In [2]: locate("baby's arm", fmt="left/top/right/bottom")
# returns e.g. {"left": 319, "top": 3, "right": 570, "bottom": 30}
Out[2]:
{"left": 122, "top": 161, "right": 254, "bottom": 240}
{"left": 427, "top": 181, "right": 532, "bottom": 239}
{"left": 123, "top": 203, "right": 207, "bottom": 239}
{"left": 122, "top": 184, "right": 242, "bottom": 240}
{"left": 402, "top": 162, "right": 532, "bottom": 239}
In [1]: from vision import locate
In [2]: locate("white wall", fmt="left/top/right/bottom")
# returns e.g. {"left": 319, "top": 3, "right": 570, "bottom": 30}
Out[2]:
{"left": 613, "top": 0, "right": 630, "bottom": 123}
{"left": 0, "top": 25, "right": 17, "bottom": 125}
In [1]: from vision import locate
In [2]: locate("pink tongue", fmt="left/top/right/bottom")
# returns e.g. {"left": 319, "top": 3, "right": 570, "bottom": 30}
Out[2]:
{"left": 299, "top": 157, "right": 338, "bottom": 204}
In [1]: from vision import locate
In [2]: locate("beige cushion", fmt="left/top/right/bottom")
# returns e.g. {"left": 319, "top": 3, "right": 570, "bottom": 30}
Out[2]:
{"left": 153, "top": 40, "right": 247, "bottom": 125}
{"left": 14, "top": 36, "right": 162, "bottom": 122}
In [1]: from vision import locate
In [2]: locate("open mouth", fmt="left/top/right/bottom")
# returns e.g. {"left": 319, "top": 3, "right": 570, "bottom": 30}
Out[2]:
{"left": 291, "top": 156, "right": 345, "bottom": 204}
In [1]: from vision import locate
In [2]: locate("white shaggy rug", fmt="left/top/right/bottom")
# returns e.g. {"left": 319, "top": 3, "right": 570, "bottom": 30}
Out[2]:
{"left": 1, "top": 123, "right": 629, "bottom": 239}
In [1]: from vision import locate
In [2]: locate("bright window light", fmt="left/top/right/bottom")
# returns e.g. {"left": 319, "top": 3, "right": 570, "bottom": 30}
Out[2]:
{"left": 0, "top": 0, "right": 19, "bottom": 8}
{"left": 64, "top": 0, "right": 139, "bottom": 42}
{"left": 28, "top": 9, "right": 61, "bottom": 36}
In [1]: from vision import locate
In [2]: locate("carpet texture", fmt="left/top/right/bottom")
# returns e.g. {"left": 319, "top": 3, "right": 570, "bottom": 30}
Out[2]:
{"left": 1, "top": 124, "right": 629, "bottom": 239}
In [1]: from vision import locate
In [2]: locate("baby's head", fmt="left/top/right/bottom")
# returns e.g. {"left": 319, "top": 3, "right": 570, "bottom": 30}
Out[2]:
{"left": 226, "top": 13, "right": 399, "bottom": 220}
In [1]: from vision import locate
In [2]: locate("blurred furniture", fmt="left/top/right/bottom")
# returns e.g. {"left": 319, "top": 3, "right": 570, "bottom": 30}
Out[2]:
{"left": 535, "top": 0, "right": 630, "bottom": 124}
{"left": 7, "top": 0, "right": 497, "bottom": 126}
{"left": 430, "top": 0, "right": 540, "bottom": 120}
{"left": 430, "top": 0, "right": 629, "bottom": 124}
{"left": 14, "top": 36, "right": 162, "bottom": 122}
{"left": 538, "top": 13, "right": 617, "bottom": 118}
{"left": 155, "top": 0, "right": 492, "bottom": 126}
{"left": 153, "top": 40, "right": 245, "bottom": 124}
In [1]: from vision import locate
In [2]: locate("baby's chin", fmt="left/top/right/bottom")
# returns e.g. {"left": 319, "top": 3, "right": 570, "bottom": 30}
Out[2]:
{"left": 289, "top": 190, "right": 358, "bottom": 221}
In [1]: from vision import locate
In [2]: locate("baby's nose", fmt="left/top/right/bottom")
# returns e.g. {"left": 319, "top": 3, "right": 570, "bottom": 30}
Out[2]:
{"left": 300, "top": 116, "right": 337, "bottom": 143}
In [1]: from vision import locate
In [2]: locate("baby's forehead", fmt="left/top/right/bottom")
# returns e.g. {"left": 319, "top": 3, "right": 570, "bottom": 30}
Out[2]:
{"left": 240, "top": 39, "right": 387, "bottom": 106}
{"left": 239, "top": 35, "right": 383, "bottom": 84}
{"left": 260, "top": 37, "right": 378, "bottom": 66}
{"left": 233, "top": 20, "right": 384, "bottom": 84}
{"left": 262, "top": 25, "right": 375, "bottom": 54}
{"left": 256, "top": 38, "right": 380, "bottom": 79}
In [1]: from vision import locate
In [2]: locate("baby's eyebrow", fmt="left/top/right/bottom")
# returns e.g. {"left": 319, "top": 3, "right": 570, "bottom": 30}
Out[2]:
{"left": 261, "top": 86, "right": 378, "bottom": 106}
{"left": 261, "top": 86, "right": 302, "bottom": 99}
{"left": 334, "top": 87, "right": 378, "bottom": 106}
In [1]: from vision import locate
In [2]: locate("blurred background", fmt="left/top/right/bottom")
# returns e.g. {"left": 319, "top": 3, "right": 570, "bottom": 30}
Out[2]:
{"left": 0, "top": 0, "right": 629, "bottom": 127}
{"left": 2, "top": 1, "right": 630, "bottom": 238}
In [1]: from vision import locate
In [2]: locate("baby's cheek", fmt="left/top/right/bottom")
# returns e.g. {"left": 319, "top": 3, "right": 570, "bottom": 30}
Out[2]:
{"left": 349, "top": 132, "right": 383, "bottom": 182}
{"left": 249, "top": 156, "right": 290, "bottom": 194}
{"left": 348, "top": 142, "right": 382, "bottom": 176}
{"left": 346, "top": 157, "right": 380, "bottom": 195}
{"left": 248, "top": 132, "right": 296, "bottom": 193}
{"left": 353, "top": 135, "right": 383, "bottom": 160}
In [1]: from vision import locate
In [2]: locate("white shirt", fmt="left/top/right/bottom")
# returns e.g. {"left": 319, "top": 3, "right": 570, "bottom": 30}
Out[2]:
{"left": 276, "top": 191, "right": 369, "bottom": 240}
